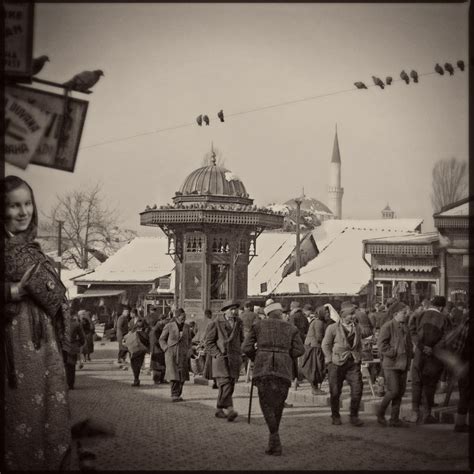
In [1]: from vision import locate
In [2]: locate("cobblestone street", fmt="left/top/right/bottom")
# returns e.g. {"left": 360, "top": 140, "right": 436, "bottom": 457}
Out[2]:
{"left": 67, "top": 341, "right": 471, "bottom": 471}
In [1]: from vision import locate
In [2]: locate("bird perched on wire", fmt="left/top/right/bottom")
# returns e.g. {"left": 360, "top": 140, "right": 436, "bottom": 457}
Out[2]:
{"left": 217, "top": 109, "right": 225, "bottom": 122}
{"left": 196, "top": 115, "right": 203, "bottom": 126}
{"left": 400, "top": 70, "right": 410, "bottom": 84}
{"left": 385, "top": 76, "right": 393, "bottom": 86}
{"left": 410, "top": 70, "right": 419, "bottom": 83}
{"left": 62, "top": 70, "right": 104, "bottom": 92}
{"left": 32, "top": 55, "right": 49, "bottom": 76}
{"left": 203, "top": 115, "right": 210, "bottom": 126}
{"left": 354, "top": 81, "right": 367, "bottom": 89}
{"left": 457, "top": 60, "right": 465, "bottom": 72}
{"left": 444, "top": 63, "right": 454, "bottom": 75}
{"left": 372, "top": 76, "right": 384, "bottom": 89}
{"left": 435, "top": 63, "right": 444, "bottom": 75}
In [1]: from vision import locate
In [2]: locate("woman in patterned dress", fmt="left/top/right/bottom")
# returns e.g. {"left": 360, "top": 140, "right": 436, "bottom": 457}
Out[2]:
{"left": 3, "top": 176, "right": 72, "bottom": 470}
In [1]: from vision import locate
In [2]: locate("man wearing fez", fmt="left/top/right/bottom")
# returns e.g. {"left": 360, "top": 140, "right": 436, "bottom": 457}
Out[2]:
{"left": 242, "top": 301, "right": 305, "bottom": 455}
{"left": 205, "top": 300, "right": 243, "bottom": 421}
{"left": 376, "top": 301, "right": 413, "bottom": 427}
{"left": 322, "top": 302, "right": 372, "bottom": 426}
{"left": 405, "top": 295, "right": 449, "bottom": 424}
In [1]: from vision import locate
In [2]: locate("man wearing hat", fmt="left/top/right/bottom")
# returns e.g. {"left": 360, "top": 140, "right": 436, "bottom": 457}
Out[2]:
{"left": 376, "top": 301, "right": 413, "bottom": 427}
{"left": 322, "top": 302, "right": 371, "bottom": 426}
{"left": 204, "top": 300, "right": 243, "bottom": 421}
{"left": 404, "top": 295, "right": 449, "bottom": 424}
{"left": 242, "top": 301, "right": 304, "bottom": 455}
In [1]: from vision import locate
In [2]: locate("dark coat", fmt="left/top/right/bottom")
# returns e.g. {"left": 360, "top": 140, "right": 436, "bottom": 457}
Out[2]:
{"left": 149, "top": 319, "right": 166, "bottom": 371}
{"left": 289, "top": 309, "right": 309, "bottom": 341}
{"left": 116, "top": 314, "right": 130, "bottom": 351}
{"left": 239, "top": 310, "right": 259, "bottom": 337}
{"left": 159, "top": 319, "right": 193, "bottom": 382}
{"left": 378, "top": 319, "right": 413, "bottom": 371}
{"left": 204, "top": 314, "right": 243, "bottom": 379}
{"left": 241, "top": 315, "right": 304, "bottom": 383}
{"left": 64, "top": 320, "right": 86, "bottom": 359}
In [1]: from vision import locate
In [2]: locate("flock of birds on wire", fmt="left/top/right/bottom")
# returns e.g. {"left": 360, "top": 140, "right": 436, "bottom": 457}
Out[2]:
{"left": 354, "top": 60, "right": 465, "bottom": 90}
{"left": 29, "top": 54, "right": 466, "bottom": 130}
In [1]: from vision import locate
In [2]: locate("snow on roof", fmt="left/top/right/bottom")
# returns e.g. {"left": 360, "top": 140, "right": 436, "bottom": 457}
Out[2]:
{"left": 248, "top": 232, "right": 296, "bottom": 296}
{"left": 312, "top": 218, "right": 423, "bottom": 253}
{"left": 272, "top": 218, "right": 423, "bottom": 296}
{"left": 363, "top": 232, "right": 438, "bottom": 245}
{"left": 74, "top": 236, "right": 174, "bottom": 283}
{"left": 436, "top": 201, "right": 469, "bottom": 217}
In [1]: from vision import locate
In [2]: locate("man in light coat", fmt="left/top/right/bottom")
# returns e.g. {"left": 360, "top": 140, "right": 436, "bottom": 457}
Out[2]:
{"left": 322, "top": 303, "right": 371, "bottom": 426}
{"left": 205, "top": 300, "right": 243, "bottom": 421}
{"left": 159, "top": 308, "right": 193, "bottom": 402}
{"left": 376, "top": 301, "right": 413, "bottom": 427}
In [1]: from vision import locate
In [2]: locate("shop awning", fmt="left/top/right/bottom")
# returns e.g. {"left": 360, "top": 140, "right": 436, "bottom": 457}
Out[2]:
{"left": 73, "top": 289, "right": 125, "bottom": 299}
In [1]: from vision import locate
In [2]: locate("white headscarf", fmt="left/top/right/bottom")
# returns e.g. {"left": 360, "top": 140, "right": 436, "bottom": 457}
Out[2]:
{"left": 324, "top": 303, "right": 341, "bottom": 323}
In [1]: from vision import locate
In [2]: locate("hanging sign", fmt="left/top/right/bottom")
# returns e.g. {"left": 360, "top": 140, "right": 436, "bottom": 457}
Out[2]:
{"left": 6, "top": 84, "right": 89, "bottom": 172}
{"left": 4, "top": 92, "right": 51, "bottom": 169}
{"left": 4, "top": 3, "right": 34, "bottom": 80}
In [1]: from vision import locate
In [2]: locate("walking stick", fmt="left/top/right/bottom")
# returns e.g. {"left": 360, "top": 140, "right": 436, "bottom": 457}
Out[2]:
{"left": 248, "top": 376, "right": 254, "bottom": 424}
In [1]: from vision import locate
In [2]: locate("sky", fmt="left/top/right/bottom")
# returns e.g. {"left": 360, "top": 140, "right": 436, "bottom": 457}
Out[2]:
{"left": 5, "top": 2, "right": 469, "bottom": 235}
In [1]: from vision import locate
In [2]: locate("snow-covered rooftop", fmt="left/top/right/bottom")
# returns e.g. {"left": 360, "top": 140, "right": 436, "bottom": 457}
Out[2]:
{"left": 436, "top": 201, "right": 469, "bottom": 217}
{"left": 363, "top": 232, "right": 438, "bottom": 245}
{"left": 248, "top": 232, "right": 296, "bottom": 296}
{"left": 73, "top": 236, "right": 174, "bottom": 283}
{"left": 271, "top": 218, "right": 423, "bottom": 296}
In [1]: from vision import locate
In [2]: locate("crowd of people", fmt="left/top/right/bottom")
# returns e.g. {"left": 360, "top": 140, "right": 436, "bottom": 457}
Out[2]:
{"left": 3, "top": 173, "right": 471, "bottom": 469}
{"left": 109, "top": 293, "right": 470, "bottom": 456}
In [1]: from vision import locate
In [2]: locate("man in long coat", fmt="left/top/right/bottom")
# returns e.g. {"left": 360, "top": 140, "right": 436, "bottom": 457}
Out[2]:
{"left": 159, "top": 308, "right": 193, "bottom": 401}
{"left": 205, "top": 300, "right": 243, "bottom": 421}
{"left": 149, "top": 314, "right": 168, "bottom": 384}
{"left": 242, "top": 301, "right": 304, "bottom": 455}
{"left": 116, "top": 305, "right": 131, "bottom": 363}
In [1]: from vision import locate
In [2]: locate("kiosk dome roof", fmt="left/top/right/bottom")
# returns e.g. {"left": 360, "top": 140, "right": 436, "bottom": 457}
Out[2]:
{"left": 179, "top": 161, "right": 248, "bottom": 198}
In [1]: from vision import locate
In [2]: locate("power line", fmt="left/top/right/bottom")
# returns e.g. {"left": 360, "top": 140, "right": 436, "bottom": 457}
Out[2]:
{"left": 78, "top": 67, "right": 463, "bottom": 151}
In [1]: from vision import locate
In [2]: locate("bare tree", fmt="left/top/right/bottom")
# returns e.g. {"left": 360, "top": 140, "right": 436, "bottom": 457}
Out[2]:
{"left": 431, "top": 158, "right": 468, "bottom": 213}
{"left": 44, "top": 184, "right": 122, "bottom": 269}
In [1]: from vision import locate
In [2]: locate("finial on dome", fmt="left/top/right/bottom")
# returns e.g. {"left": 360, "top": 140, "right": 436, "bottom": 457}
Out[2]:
{"left": 211, "top": 142, "right": 216, "bottom": 165}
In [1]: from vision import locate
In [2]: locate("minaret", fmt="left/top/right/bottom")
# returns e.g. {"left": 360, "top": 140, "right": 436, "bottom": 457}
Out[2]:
{"left": 327, "top": 125, "right": 344, "bottom": 219}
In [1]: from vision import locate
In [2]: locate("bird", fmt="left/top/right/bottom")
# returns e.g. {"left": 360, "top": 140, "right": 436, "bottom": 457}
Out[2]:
{"left": 203, "top": 115, "right": 210, "bottom": 126}
{"left": 354, "top": 82, "right": 367, "bottom": 89}
{"left": 400, "top": 70, "right": 410, "bottom": 84}
{"left": 410, "top": 70, "right": 419, "bottom": 83}
{"left": 444, "top": 63, "right": 454, "bottom": 75}
{"left": 385, "top": 76, "right": 393, "bottom": 86}
{"left": 62, "top": 70, "right": 104, "bottom": 92}
{"left": 196, "top": 115, "right": 203, "bottom": 126}
{"left": 457, "top": 60, "right": 465, "bottom": 71}
{"left": 31, "top": 55, "right": 49, "bottom": 76}
{"left": 217, "top": 109, "right": 224, "bottom": 122}
{"left": 372, "top": 76, "right": 384, "bottom": 89}
{"left": 435, "top": 63, "right": 444, "bottom": 75}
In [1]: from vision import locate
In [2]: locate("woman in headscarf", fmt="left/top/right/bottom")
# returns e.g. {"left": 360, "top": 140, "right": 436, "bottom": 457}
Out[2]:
{"left": 3, "top": 176, "right": 72, "bottom": 470}
{"left": 301, "top": 306, "right": 327, "bottom": 395}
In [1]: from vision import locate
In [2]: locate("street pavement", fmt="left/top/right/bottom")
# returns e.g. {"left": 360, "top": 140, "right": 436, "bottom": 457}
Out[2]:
{"left": 69, "top": 340, "right": 471, "bottom": 471}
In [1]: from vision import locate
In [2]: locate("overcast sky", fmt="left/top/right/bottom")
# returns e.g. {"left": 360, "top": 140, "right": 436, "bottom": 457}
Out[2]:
{"left": 6, "top": 2, "right": 469, "bottom": 235}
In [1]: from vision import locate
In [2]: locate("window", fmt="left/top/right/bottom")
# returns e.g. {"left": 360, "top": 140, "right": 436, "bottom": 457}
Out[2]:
{"left": 260, "top": 282, "right": 267, "bottom": 293}
{"left": 210, "top": 264, "right": 229, "bottom": 300}
{"left": 184, "top": 263, "right": 202, "bottom": 299}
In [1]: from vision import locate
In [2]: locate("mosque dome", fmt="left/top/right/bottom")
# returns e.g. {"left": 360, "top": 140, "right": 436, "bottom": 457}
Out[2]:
{"left": 284, "top": 196, "right": 334, "bottom": 216}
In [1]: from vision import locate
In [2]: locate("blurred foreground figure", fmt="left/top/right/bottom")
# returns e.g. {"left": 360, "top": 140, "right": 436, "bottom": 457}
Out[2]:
{"left": 3, "top": 175, "right": 72, "bottom": 470}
